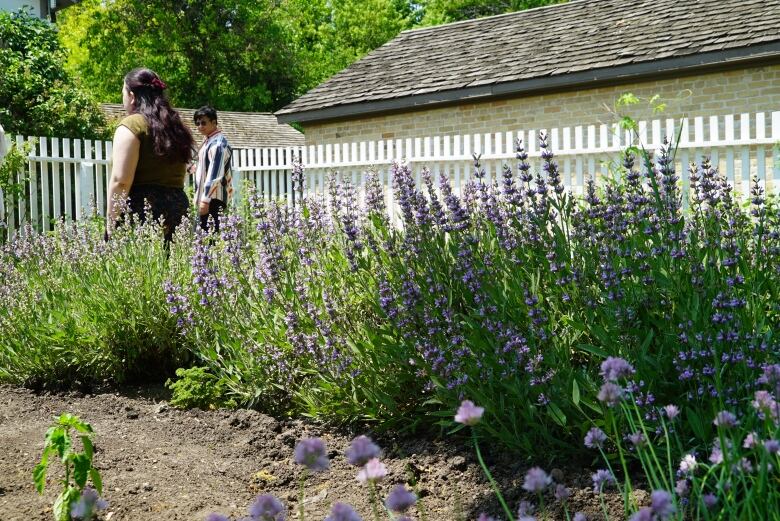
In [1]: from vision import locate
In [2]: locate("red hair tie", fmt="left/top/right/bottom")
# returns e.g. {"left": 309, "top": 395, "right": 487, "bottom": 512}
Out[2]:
{"left": 149, "top": 78, "right": 167, "bottom": 90}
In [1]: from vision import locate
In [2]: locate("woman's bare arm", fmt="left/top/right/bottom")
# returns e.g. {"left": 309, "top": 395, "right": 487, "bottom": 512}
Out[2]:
{"left": 106, "top": 126, "right": 140, "bottom": 229}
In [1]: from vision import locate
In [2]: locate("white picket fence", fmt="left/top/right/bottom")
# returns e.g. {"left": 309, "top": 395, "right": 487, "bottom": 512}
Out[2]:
{"left": 2, "top": 111, "right": 780, "bottom": 238}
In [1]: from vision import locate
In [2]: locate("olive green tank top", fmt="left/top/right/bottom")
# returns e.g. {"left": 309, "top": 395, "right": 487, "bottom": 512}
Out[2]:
{"left": 119, "top": 114, "right": 186, "bottom": 188}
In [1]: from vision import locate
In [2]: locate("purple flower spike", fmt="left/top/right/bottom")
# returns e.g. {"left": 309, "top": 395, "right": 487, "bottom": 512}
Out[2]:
{"left": 384, "top": 484, "right": 417, "bottom": 513}
{"left": 324, "top": 503, "right": 363, "bottom": 521}
{"left": 455, "top": 400, "right": 484, "bottom": 426}
{"left": 206, "top": 515, "right": 230, "bottom": 521}
{"left": 294, "top": 437, "right": 329, "bottom": 472}
{"left": 248, "top": 494, "right": 285, "bottom": 521}
{"left": 522, "top": 467, "right": 552, "bottom": 493}
{"left": 600, "top": 357, "right": 635, "bottom": 381}
{"left": 346, "top": 435, "right": 381, "bottom": 467}
{"left": 584, "top": 427, "right": 607, "bottom": 449}
{"left": 650, "top": 490, "right": 676, "bottom": 519}
{"left": 356, "top": 458, "right": 387, "bottom": 483}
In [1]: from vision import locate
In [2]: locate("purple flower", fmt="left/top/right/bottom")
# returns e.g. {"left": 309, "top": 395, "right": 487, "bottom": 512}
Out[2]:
{"left": 584, "top": 427, "right": 607, "bottom": 449}
{"left": 248, "top": 494, "right": 285, "bottom": 521}
{"left": 675, "top": 479, "right": 689, "bottom": 497}
{"left": 294, "top": 438, "right": 329, "bottom": 472}
{"left": 522, "top": 467, "right": 552, "bottom": 493}
{"left": 70, "top": 487, "right": 108, "bottom": 520}
{"left": 455, "top": 400, "right": 484, "bottom": 426}
{"left": 713, "top": 411, "right": 739, "bottom": 428}
{"left": 477, "top": 515, "right": 498, "bottom": 521}
{"left": 356, "top": 458, "right": 387, "bottom": 483}
{"left": 663, "top": 404, "right": 680, "bottom": 420}
{"left": 206, "top": 515, "right": 230, "bottom": 521}
{"left": 702, "top": 493, "right": 718, "bottom": 509}
{"left": 573, "top": 514, "right": 587, "bottom": 521}
{"left": 517, "top": 500, "right": 535, "bottom": 517}
{"left": 628, "top": 507, "right": 652, "bottom": 521}
{"left": 384, "top": 484, "right": 417, "bottom": 513}
{"left": 591, "top": 469, "right": 615, "bottom": 493}
{"left": 597, "top": 382, "right": 623, "bottom": 407}
{"left": 346, "top": 436, "right": 381, "bottom": 467}
{"left": 627, "top": 431, "right": 646, "bottom": 447}
{"left": 324, "top": 503, "right": 363, "bottom": 521}
{"left": 554, "top": 484, "right": 570, "bottom": 501}
{"left": 743, "top": 432, "right": 759, "bottom": 449}
{"left": 650, "top": 490, "right": 676, "bottom": 519}
{"left": 600, "top": 357, "right": 635, "bottom": 381}
{"left": 764, "top": 439, "right": 780, "bottom": 454}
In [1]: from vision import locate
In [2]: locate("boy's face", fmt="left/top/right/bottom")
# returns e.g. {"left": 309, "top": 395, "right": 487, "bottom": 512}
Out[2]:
{"left": 195, "top": 116, "right": 218, "bottom": 137}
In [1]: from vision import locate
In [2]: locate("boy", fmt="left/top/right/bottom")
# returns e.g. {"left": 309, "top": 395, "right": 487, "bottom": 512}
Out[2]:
{"left": 192, "top": 106, "right": 232, "bottom": 232}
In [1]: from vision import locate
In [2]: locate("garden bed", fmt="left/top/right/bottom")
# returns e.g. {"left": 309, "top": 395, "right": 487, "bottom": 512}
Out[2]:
{"left": 0, "top": 384, "right": 627, "bottom": 521}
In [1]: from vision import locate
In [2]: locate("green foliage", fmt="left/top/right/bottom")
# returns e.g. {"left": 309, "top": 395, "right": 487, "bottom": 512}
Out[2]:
{"left": 0, "top": 217, "right": 190, "bottom": 388}
{"left": 59, "top": 0, "right": 300, "bottom": 111}
{"left": 417, "top": 0, "right": 565, "bottom": 26}
{"left": 0, "top": 9, "right": 107, "bottom": 138}
{"left": 34, "top": 413, "right": 103, "bottom": 521}
{"left": 166, "top": 366, "right": 236, "bottom": 409}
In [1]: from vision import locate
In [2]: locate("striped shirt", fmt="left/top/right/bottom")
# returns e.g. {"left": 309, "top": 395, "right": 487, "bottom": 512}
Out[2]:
{"left": 194, "top": 130, "right": 233, "bottom": 205}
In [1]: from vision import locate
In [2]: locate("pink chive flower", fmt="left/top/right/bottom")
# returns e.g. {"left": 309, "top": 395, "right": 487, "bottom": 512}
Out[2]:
{"left": 293, "top": 437, "right": 329, "bottom": 472}
{"left": 356, "top": 458, "right": 387, "bottom": 484}
{"left": 455, "top": 400, "right": 484, "bottom": 426}
{"left": 663, "top": 405, "right": 680, "bottom": 420}
{"left": 679, "top": 454, "right": 697, "bottom": 474}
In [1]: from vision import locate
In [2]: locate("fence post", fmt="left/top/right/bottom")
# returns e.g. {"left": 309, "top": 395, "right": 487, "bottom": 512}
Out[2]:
{"left": 77, "top": 161, "right": 94, "bottom": 221}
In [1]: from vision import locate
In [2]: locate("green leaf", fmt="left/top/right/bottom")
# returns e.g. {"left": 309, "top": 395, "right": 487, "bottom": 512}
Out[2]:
{"left": 90, "top": 468, "right": 103, "bottom": 494}
{"left": 576, "top": 343, "right": 609, "bottom": 358}
{"left": 72, "top": 453, "right": 91, "bottom": 488}
{"left": 32, "top": 462, "right": 47, "bottom": 494}
{"left": 81, "top": 435, "right": 94, "bottom": 460}
{"left": 687, "top": 408, "right": 707, "bottom": 441}
{"left": 547, "top": 402, "right": 567, "bottom": 426}
{"left": 571, "top": 379, "right": 581, "bottom": 406}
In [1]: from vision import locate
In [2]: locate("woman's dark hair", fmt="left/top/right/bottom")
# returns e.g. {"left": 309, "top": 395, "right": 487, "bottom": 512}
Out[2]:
{"left": 124, "top": 68, "right": 194, "bottom": 164}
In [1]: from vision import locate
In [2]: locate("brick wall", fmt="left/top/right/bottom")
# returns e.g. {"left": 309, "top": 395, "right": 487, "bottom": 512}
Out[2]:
{"left": 302, "top": 64, "right": 780, "bottom": 145}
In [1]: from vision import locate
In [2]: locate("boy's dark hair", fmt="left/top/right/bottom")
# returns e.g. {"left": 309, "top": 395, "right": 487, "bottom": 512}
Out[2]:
{"left": 193, "top": 106, "right": 218, "bottom": 123}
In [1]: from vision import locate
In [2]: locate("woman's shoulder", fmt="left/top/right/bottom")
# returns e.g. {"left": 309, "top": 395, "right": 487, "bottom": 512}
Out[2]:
{"left": 119, "top": 113, "right": 148, "bottom": 136}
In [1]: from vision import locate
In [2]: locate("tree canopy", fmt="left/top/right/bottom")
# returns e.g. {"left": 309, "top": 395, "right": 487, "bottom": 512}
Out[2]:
{"left": 57, "top": 0, "right": 565, "bottom": 113}
{"left": 0, "top": 9, "right": 106, "bottom": 138}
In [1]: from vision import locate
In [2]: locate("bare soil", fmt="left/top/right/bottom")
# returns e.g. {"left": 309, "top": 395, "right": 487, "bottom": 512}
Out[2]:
{"left": 0, "top": 385, "right": 635, "bottom": 521}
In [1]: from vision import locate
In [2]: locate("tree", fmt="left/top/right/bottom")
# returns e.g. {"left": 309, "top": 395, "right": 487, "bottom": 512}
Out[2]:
{"left": 0, "top": 9, "right": 106, "bottom": 138}
{"left": 418, "top": 0, "right": 566, "bottom": 26}
{"left": 59, "top": 0, "right": 300, "bottom": 112}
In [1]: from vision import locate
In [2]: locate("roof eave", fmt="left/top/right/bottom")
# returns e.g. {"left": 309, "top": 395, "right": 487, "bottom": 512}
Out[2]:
{"left": 276, "top": 42, "right": 780, "bottom": 125}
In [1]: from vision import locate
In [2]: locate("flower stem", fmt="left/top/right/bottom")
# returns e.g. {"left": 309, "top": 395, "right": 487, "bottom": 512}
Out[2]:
{"left": 368, "top": 481, "right": 382, "bottom": 521}
{"left": 298, "top": 470, "right": 307, "bottom": 521}
{"left": 472, "top": 430, "right": 515, "bottom": 521}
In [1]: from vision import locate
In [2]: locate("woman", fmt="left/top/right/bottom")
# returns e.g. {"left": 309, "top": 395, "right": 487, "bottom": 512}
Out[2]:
{"left": 106, "top": 68, "right": 194, "bottom": 242}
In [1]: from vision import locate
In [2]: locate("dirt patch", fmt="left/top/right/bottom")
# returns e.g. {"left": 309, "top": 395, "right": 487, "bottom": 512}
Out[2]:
{"left": 0, "top": 385, "right": 632, "bottom": 520}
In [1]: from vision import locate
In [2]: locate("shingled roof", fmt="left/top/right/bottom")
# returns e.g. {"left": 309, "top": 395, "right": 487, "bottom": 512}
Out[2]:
{"left": 101, "top": 104, "right": 304, "bottom": 149}
{"left": 276, "top": 0, "right": 780, "bottom": 124}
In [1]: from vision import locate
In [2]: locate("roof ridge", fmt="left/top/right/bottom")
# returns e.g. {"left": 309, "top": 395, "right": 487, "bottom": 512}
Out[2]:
{"left": 399, "top": 0, "right": 601, "bottom": 35}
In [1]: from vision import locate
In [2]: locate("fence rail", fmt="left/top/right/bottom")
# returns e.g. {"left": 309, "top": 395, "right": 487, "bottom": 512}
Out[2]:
{"left": 2, "top": 111, "right": 780, "bottom": 238}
